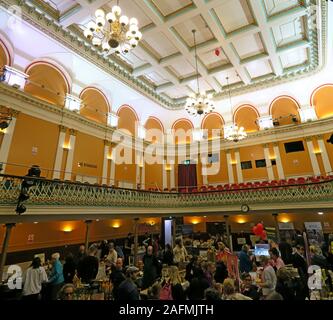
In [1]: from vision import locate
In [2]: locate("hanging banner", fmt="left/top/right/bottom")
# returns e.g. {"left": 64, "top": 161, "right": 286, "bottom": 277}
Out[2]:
{"left": 278, "top": 222, "right": 295, "bottom": 242}
{"left": 304, "top": 222, "right": 324, "bottom": 246}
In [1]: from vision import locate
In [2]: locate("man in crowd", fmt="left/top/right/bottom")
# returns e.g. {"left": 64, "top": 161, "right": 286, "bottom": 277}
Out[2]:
{"left": 142, "top": 245, "right": 161, "bottom": 289}
{"left": 116, "top": 266, "right": 140, "bottom": 300}
{"left": 239, "top": 244, "right": 253, "bottom": 273}
{"left": 110, "top": 258, "right": 126, "bottom": 300}
{"left": 77, "top": 244, "right": 99, "bottom": 284}
{"left": 48, "top": 252, "right": 64, "bottom": 300}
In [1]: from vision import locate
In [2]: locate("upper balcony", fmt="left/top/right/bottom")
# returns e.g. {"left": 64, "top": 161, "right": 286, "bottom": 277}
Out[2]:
{"left": 0, "top": 173, "right": 333, "bottom": 222}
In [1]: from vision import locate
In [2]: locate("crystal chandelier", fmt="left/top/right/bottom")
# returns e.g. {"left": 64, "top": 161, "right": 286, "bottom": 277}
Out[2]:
{"left": 225, "top": 125, "right": 247, "bottom": 142}
{"left": 83, "top": 0, "right": 142, "bottom": 55}
{"left": 185, "top": 30, "right": 215, "bottom": 115}
{"left": 224, "top": 76, "right": 247, "bottom": 142}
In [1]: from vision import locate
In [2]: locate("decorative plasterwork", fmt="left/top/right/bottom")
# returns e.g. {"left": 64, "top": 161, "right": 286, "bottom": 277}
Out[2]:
{"left": 0, "top": 0, "right": 328, "bottom": 110}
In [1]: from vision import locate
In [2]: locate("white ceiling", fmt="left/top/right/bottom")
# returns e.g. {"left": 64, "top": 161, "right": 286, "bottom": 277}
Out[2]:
{"left": 34, "top": 0, "right": 317, "bottom": 103}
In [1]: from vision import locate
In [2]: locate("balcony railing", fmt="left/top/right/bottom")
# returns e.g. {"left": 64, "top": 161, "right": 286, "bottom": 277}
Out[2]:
{"left": 1, "top": 174, "right": 333, "bottom": 210}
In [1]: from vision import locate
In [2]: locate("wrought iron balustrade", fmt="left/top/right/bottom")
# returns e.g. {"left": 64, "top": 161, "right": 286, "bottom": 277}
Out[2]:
{"left": 1, "top": 174, "right": 333, "bottom": 210}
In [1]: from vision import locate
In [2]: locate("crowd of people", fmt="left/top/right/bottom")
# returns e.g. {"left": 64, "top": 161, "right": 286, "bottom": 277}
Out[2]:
{"left": 15, "top": 231, "right": 333, "bottom": 301}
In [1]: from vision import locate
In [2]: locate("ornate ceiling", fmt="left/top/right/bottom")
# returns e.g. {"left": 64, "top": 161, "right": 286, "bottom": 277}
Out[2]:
{"left": 0, "top": 0, "right": 327, "bottom": 110}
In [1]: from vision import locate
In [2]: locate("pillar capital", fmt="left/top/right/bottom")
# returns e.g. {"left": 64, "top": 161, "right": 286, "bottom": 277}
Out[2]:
{"left": 59, "top": 125, "right": 67, "bottom": 133}
{"left": 104, "top": 140, "right": 111, "bottom": 146}
{"left": 305, "top": 136, "right": 313, "bottom": 142}
{"left": 10, "top": 109, "right": 20, "bottom": 118}
{"left": 84, "top": 220, "right": 93, "bottom": 225}
{"left": 4, "top": 222, "right": 16, "bottom": 228}
{"left": 69, "top": 128, "right": 77, "bottom": 136}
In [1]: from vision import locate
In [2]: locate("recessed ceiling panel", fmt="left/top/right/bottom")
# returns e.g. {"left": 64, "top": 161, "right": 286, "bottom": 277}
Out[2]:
{"left": 272, "top": 16, "right": 306, "bottom": 47}
{"left": 214, "top": 69, "right": 242, "bottom": 87}
{"left": 163, "top": 86, "right": 192, "bottom": 99}
{"left": 231, "top": 33, "right": 266, "bottom": 59}
{"left": 145, "top": 71, "right": 169, "bottom": 86}
{"left": 140, "top": 33, "right": 179, "bottom": 60}
{"left": 166, "top": 59, "right": 196, "bottom": 79}
{"left": 245, "top": 59, "right": 273, "bottom": 79}
{"left": 280, "top": 48, "right": 308, "bottom": 69}
{"left": 151, "top": 0, "right": 193, "bottom": 17}
{"left": 263, "top": 0, "right": 302, "bottom": 17}
{"left": 186, "top": 78, "right": 213, "bottom": 93}
{"left": 43, "top": 0, "right": 77, "bottom": 14}
{"left": 173, "top": 15, "right": 215, "bottom": 48}
{"left": 213, "top": 0, "right": 255, "bottom": 33}
{"left": 198, "top": 47, "right": 229, "bottom": 70}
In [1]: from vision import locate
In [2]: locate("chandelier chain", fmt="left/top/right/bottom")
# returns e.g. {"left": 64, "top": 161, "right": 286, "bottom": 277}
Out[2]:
{"left": 192, "top": 30, "right": 200, "bottom": 95}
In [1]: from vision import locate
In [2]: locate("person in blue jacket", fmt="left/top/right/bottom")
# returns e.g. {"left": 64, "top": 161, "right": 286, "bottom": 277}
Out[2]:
{"left": 48, "top": 252, "right": 64, "bottom": 300}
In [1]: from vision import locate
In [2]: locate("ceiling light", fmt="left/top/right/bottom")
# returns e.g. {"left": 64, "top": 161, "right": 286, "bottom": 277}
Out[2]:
{"left": 84, "top": 0, "right": 141, "bottom": 55}
{"left": 184, "top": 30, "right": 215, "bottom": 116}
{"left": 318, "top": 212, "right": 324, "bottom": 215}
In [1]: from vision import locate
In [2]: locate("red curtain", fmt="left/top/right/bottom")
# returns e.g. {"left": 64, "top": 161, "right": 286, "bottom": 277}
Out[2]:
{"left": 178, "top": 164, "right": 197, "bottom": 191}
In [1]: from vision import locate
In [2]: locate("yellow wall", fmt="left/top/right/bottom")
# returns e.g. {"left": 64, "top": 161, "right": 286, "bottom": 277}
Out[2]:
{"left": 80, "top": 88, "right": 108, "bottom": 124}
{"left": 202, "top": 113, "right": 224, "bottom": 139}
{"left": 0, "top": 43, "right": 8, "bottom": 67}
{"left": 234, "top": 106, "right": 259, "bottom": 132}
{"left": 239, "top": 145, "right": 268, "bottom": 181}
{"left": 0, "top": 218, "right": 161, "bottom": 253}
{"left": 206, "top": 150, "right": 228, "bottom": 184}
{"left": 24, "top": 64, "right": 67, "bottom": 107}
{"left": 6, "top": 113, "right": 58, "bottom": 178}
{"left": 324, "top": 133, "right": 333, "bottom": 171}
{"left": 313, "top": 85, "right": 333, "bottom": 119}
{"left": 278, "top": 138, "right": 313, "bottom": 177}
{"left": 271, "top": 97, "right": 300, "bottom": 126}
{"left": 71, "top": 132, "right": 104, "bottom": 181}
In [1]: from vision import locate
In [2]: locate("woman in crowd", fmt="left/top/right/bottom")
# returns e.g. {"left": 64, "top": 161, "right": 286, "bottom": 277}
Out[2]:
{"left": 22, "top": 257, "right": 48, "bottom": 300}
{"left": 215, "top": 242, "right": 230, "bottom": 264}
{"left": 169, "top": 266, "right": 186, "bottom": 300}
{"left": 240, "top": 272, "right": 260, "bottom": 300}
{"left": 269, "top": 247, "right": 285, "bottom": 271}
{"left": 222, "top": 278, "right": 252, "bottom": 300}
{"left": 58, "top": 283, "right": 75, "bottom": 300}
{"left": 173, "top": 238, "right": 188, "bottom": 264}
{"left": 105, "top": 242, "right": 118, "bottom": 268}
{"left": 258, "top": 255, "right": 277, "bottom": 299}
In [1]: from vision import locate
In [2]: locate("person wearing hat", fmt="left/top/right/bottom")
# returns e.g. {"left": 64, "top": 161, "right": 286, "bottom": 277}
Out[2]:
{"left": 116, "top": 266, "right": 140, "bottom": 300}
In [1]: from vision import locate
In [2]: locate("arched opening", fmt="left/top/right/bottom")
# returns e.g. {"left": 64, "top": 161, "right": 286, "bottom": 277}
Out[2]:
{"left": 172, "top": 119, "right": 194, "bottom": 144}
{"left": 145, "top": 116, "right": 164, "bottom": 143}
{"left": 234, "top": 105, "right": 259, "bottom": 132}
{"left": 117, "top": 105, "right": 139, "bottom": 136}
{"left": 270, "top": 96, "right": 300, "bottom": 126}
{"left": 201, "top": 112, "right": 224, "bottom": 139}
{"left": 24, "top": 62, "right": 70, "bottom": 107}
{"left": 0, "top": 40, "right": 10, "bottom": 68}
{"left": 80, "top": 87, "right": 110, "bottom": 124}
{"left": 311, "top": 84, "right": 333, "bottom": 119}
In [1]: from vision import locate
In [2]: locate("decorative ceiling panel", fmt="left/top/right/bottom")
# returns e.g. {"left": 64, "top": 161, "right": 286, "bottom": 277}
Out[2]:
{"left": 231, "top": 33, "right": 266, "bottom": 60}
{"left": 213, "top": 0, "right": 255, "bottom": 33}
{"left": 6, "top": 0, "right": 327, "bottom": 110}
{"left": 151, "top": 0, "right": 194, "bottom": 17}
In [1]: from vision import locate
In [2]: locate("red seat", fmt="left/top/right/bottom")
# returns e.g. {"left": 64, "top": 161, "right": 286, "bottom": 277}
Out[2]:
{"left": 224, "top": 184, "right": 230, "bottom": 190}
{"left": 200, "top": 186, "right": 208, "bottom": 192}
{"left": 297, "top": 177, "right": 306, "bottom": 184}
{"left": 192, "top": 188, "right": 198, "bottom": 193}
{"left": 179, "top": 188, "right": 187, "bottom": 193}
{"left": 270, "top": 180, "right": 278, "bottom": 186}
{"left": 216, "top": 185, "right": 223, "bottom": 191}
{"left": 208, "top": 186, "right": 216, "bottom": 191}
{"left": 163, "top": 188, "right": 169, "bottom": 192}
{"left": 253, "top": 182, "right": 261, "bottom": 188}
{"left": 170, "top": 188, "right": 177, "bottom": 192}
{"left": 231, "top": 184, "right": 239, "bottom": 190}
{"left": 260, "top": 181, "right": 269, "bottom": 187}
{"left": 278, "top": 179, "right": 287, "bottom": 185}
{"left": 287, "top": 178, "right": 296, "bottom": 185}
{"left": 245, "top": 182, "right": 253, "bottom": 188}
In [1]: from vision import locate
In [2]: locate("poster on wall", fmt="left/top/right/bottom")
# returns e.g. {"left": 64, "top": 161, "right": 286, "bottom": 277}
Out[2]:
{"left": 304, "top": 222, "right": 324, "bottom": 246}
{"left": 278, "top": 222, "right": 295, "bottom": 242}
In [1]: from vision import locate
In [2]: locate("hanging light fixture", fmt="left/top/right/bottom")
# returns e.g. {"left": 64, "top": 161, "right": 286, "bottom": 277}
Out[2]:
{"left": 224, "top": 76, "right": 247, "bottom": 142}
{"left": 185, "top": 30, "right": 215, "bottom": 115}
{"left": 83, "top": 0, "right": 142, "bottom": 55}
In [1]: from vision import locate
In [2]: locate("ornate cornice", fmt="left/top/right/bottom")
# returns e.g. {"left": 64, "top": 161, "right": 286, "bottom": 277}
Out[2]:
{"left": 0, "top": 0, "right": 328, "bottom": 110}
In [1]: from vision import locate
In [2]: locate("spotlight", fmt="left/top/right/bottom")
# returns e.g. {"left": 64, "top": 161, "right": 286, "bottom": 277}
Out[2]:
{"left": 327, "top": 134, "right": 333, "bottom": 144}
{"left": 292, "top": 115, "right": 298, "bottom": 123}
{"left": 273, "top": 120, "right": 280, "bottom": 126}
{"left": 0, "top": 121, "right": 9, "bottom": 129}
{"left": 15, "top": 203, "right": 26, "bottom": 215}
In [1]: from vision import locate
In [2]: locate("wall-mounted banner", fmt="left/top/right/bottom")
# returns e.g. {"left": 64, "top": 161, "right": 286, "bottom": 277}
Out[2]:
{"left": 304, "top": 222, "right": 324, "bottom": 246}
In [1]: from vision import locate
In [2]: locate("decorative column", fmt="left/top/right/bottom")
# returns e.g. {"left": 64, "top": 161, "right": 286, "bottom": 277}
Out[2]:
{"left": 263, "top": 144, "right": 274, "bottom": 181}
{"left": 0, "top": 223, "right": 16, "bottom": 279}
{"left": 316, "top": 135, "right": 332, "bottom": 175}
{"left": 84, "top": 220, "right": 92, "bottom": 253}
{"left": 109, "top": 143, "right": 116, "bottom": 186}
{"left": 140, "top": 157, "right": 145, "bottom": 190}
{"left": 273, "top": 143, "right": 285, "bottom": 180}
{"left": 53, "top": 125, "right": 67, "bottom": 179}
{"left": 234, "top": 149, "right": 243, "bottom": 183}
{"left": 101, "top": 140, "right": 110, "bottom": 185}
{"left": 162, "top": 160, "right": 167, "bottom": 190}
{"left": 0, "top": 110, "right": 19, "bottom": 172}
{"left": 224, "top": 215, "right": 231, "bottom": 249}
{"left": 170, "top": 164, "right": 175, "bottom": 189}
{"left": 305, "top": 137, "right": 321, "bottom": 176}
{"left": 272, "top": 213, "right": 280, "bottom": 242}
{"left": 226, "top": 151, "right": 235, "bottom": 184}
{"left": 64, "top": 129, "right": 77, "bottom": 181}
{"left": 133, "top": 218, "right": 139, "bottom": 266}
